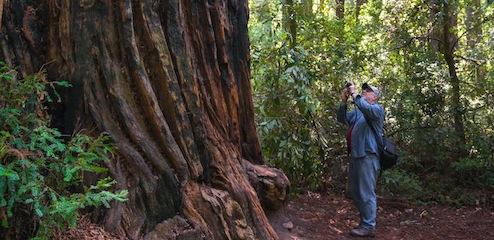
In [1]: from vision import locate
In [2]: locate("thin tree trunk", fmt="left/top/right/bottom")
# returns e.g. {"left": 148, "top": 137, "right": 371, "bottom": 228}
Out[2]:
{"left": 441, "top": 1, "right": 466, "bottom": 153}
{"left": 283, "top": 0, "right": 297, "bottom": 48}
{"left": 0, "top": 0, "right": 4, "bottom": 30}
{"left": 335, "top": 0, "right": 344, "bottom": 20}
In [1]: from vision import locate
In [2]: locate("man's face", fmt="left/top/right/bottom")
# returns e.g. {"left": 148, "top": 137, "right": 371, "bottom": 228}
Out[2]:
{"left": 362, "top": 88, "right": 377, "bottom": 103}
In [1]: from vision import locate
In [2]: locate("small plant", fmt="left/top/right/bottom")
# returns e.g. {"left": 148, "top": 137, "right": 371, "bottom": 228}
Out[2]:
{"left": 0, "top": 62, "right": 127, "bottom": 239}
{"left": 379, "top": 169, "right": 424, "bottom": 200}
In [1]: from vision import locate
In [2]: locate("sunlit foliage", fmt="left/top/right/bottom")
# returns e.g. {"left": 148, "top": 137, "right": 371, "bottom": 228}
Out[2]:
{"left": 249, "top": 0, "right": 494, "bottom": 203}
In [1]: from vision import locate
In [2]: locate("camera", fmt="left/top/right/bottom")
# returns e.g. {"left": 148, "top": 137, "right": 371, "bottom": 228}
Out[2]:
{"left": 362, "top": 82, "right": 369, "bottom": 89}
{"left": 344, "top": 82, "right": 352, "bottom": 88}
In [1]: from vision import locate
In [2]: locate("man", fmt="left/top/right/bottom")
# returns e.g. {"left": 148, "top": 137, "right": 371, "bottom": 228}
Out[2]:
{"left": 336, "top": 82, "right": 384, "bottom": 237}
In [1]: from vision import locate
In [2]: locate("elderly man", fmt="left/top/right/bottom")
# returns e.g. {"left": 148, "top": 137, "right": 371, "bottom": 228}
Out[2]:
{"left": 337, "top": 83, "right": 384, "bottom": 237}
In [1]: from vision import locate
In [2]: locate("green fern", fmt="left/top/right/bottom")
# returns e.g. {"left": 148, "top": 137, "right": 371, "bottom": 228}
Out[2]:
{"left": 0, "top": 62, "right": 128, "bottom": 239}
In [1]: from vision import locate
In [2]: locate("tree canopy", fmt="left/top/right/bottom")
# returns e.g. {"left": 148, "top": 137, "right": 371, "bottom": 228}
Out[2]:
{"left": 249, "top": 0, "right": 494, "bottom": 203}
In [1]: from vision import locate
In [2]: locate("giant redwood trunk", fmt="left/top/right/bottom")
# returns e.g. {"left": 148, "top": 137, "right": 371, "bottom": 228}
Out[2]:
{"left": 1, "top": 0, "right": 289, "bottom": 239}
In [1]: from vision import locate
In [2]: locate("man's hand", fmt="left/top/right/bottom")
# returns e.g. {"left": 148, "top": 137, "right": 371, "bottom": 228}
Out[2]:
{"left": 342, "top": 87, "right": 349, "bottom": 104}
{"left": 348, "top": 83, "right": 356, "bottom": 97}
{"left": 342, "top": 82, "right": 357, "bottom": 104}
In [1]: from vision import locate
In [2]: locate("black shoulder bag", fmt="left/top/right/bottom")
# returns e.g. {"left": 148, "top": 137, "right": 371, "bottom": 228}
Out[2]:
{"left": 363, "top": 114, "right": 398, "bottom": 171}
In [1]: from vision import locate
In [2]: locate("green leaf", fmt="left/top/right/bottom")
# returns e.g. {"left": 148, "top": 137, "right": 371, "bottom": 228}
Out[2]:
{"left": 35, "top": 208, "right": 43, "bottom": 217}
{"left": 0, "top": 167, "right": 19, "bottom": 181}
{"left": 56, "top": 81, "right": 72, "bottom": 87}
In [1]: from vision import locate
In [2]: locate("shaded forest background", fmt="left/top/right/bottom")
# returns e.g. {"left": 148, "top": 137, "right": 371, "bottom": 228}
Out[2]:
{"left": 248, "top": 0, "right": 494, "bottom": 206}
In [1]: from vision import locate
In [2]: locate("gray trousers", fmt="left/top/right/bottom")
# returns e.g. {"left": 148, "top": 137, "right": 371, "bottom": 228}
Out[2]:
{"left": 348, "top": 153, "right": 380, "bottom": 230}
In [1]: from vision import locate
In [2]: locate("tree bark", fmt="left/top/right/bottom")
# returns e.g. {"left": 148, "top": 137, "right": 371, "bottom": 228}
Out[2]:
{"left": 335, "top": 0, "right": 344, "bottom": 20}
{"left": 283, "top": 0, "right": 297, "bottom": 48}
{"left": 440, "top": 1, "right": 467, "bottom": 152}
{"left": 0, "top": 0, "right": 4, "bottom": 30}
{"left": 0, "top": 1, "right": 288, "bottom": 239}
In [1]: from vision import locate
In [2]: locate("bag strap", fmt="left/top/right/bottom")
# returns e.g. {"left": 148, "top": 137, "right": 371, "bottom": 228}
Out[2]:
{"left": 357, "top": 106, "right": 383, "bottom": 147}
{"left": 359, "top": 107, "right": 385, "bottom": 176}
{"left": 364, "top": 115, "right": 383, "bottom": 146}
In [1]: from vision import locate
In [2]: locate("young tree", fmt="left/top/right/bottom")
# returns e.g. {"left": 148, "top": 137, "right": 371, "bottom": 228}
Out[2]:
{"left": 0, "top": 1, "right": 289, "bottom": 239}
{"left": 283, "top": 0, "right": 298, "bottom": 48}
{"left": 429, "top": 0, "right": 465, "bottom": 152}
{"left": 439, "top": 0, "right": 467, "bottom": 151}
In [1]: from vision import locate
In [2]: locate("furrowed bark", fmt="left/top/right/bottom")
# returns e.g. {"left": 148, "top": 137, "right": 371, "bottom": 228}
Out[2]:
{"left": 0, "top": 1, "right": 288, "bottom": 239}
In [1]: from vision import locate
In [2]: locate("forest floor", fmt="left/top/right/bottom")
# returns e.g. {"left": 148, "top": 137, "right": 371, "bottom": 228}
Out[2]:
{"left": 271, "top": 191, "right": 494, "bottom": 240}
{"left": 64, "top": 191, "right": 494, "bottom": 240}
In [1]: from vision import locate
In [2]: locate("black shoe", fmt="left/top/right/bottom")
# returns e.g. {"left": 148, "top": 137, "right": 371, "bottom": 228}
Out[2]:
{"left": 350, "top": 227, "right": 375, "bottom": 238}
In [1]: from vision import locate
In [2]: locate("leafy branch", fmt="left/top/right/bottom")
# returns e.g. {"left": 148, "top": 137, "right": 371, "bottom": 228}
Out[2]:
{"left": 0, "top": 62, "right": 128, "bottom": 238}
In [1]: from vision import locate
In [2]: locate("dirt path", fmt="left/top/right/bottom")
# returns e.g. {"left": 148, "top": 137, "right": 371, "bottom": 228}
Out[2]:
{"left": 65, "top": 191, "right": 493, "bottom": 239}
{"left": 271, "top": 192, "right": 494, "bottom": 240}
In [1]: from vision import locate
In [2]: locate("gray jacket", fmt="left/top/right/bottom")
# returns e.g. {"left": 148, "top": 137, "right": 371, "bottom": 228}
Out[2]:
{"left": 337, "top": 96, "right": 384, "bottom": 158}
